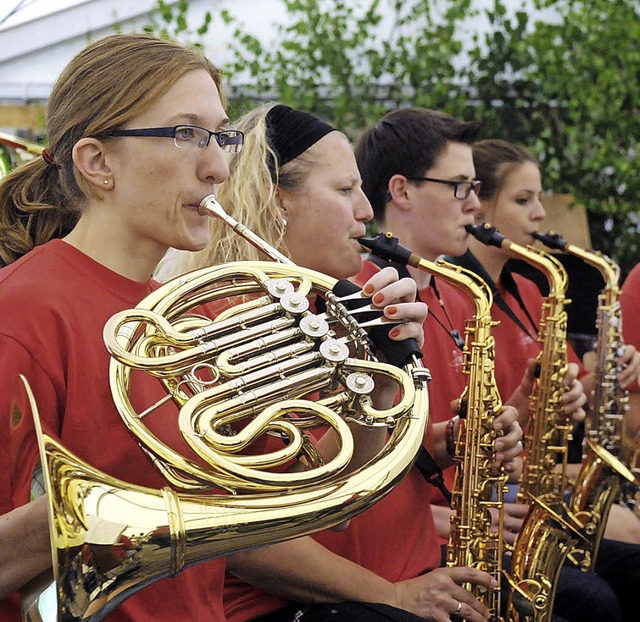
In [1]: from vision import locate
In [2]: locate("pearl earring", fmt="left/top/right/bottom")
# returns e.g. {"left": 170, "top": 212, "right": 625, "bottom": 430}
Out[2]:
{"left": 281, "top": 217, "right": 288, "bottom": 231}
{"left": 103, "top": 179, "right": 110, "bottom": 185}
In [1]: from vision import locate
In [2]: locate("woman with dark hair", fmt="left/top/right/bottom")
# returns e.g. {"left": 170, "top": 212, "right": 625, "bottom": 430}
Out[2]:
{"left": 462, "top": 138, "right": 640, "bottom": 621}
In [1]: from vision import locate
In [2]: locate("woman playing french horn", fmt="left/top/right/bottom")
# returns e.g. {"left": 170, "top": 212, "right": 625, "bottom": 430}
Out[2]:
{"left": 0, "top": 35, "right": 428, "bottom": 621}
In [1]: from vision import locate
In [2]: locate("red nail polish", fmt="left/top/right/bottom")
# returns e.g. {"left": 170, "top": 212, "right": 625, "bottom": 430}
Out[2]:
{"left": 390, "top": 328, "right": 400, "bottom": 338}
{"left": 372, "top": 293, "right": 384, "bottom": 305}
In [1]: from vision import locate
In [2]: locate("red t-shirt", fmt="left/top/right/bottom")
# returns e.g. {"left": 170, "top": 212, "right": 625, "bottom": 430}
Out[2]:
{"left": 490, "top": 273, "right": 586, "bottom": 400}
{"left": 621, "top": 263, "right": 640, "bottom": 392}
{"left": 0, "top": 240, "right": 227, "bottom": 622}
{"left": 223, "top": 260, "right": 454, "bottom": 622}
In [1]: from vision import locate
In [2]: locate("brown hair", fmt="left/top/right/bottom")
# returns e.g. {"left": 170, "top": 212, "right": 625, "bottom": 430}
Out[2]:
{"left": 0, "top": 33, "right": 223, "bottom": 267}
{"left": 472, "top": 139, "right": 537, "bottom": 202}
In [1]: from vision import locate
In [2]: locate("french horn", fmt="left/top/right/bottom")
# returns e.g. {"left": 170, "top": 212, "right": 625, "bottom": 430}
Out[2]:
{"left": 20, "top": 195, "right": 430, "bottom": 621}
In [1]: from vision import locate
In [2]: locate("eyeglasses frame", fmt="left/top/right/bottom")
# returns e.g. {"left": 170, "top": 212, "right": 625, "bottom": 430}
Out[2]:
{"left": 101, "top": 125, "right": 244, "bottom": 152}
{"left": 405, "top": 176, "right": 482, "bottom": 200}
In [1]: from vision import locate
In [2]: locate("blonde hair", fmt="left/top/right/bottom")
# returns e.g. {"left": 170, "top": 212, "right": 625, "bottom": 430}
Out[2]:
{"left": 0, "top": 33, "right": 223, "bottom": 267}
{"left": 163, "top": 103, "right": 329, "bottom": 279}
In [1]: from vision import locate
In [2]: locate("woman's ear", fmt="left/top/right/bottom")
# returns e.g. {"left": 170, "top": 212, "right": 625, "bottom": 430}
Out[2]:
{"left": 388, "top": 174, "right": 411, "bottom": 210}
{"left": 275, "top": 188, "right": 293, "bottom": 219}
{"left": 274, "top": 189, "right": 292, "bottom": 231}
{"left": 72, "top": 138, "right": 114, "bottom": 190}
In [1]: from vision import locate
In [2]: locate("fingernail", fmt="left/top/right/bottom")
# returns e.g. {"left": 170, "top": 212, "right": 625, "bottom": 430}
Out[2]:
{"left": 363, "top": 284, "right": 374, "bottom": 295}
{"left": 386, "top": 305, "right": 397, "bottom": 315}
{"left": 390, "top": 328, "right": 400, "bottom": 338}
{"left": 372, "top": 293, "right": 384, "bottom": 305}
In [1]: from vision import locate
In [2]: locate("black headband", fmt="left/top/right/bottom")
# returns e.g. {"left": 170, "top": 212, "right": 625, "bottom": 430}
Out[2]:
{"left": 266, "top": 104, "right": 335, "bottom": 170}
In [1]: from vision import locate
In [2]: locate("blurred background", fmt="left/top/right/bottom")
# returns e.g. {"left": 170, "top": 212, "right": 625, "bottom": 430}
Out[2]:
{"left": 0, "top": 0, "right": 638, "bottom": 300}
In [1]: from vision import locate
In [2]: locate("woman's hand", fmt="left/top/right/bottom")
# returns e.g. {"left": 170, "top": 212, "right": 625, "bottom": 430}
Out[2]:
{"left": 617, "top": 344, "right": 640, "bottom": 389}
{"left": 391, "top": 566, "right": 496, "bottom": 622}
{"left": 361, "top": 266, "right": 427, "bottom": 347}
{"left": 492, "top": 406, "right": 523, "bottom": 474}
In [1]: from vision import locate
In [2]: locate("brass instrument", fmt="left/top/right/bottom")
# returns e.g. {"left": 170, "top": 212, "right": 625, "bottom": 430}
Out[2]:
{"left": 0, "top": 132, "right": 43, "bottom": 177}
{"left": 466, "top": 223, "right": 585, "bottom": 622}
{"left": 22, "top": 195, "right": 430, "bottom": 622}
{"left": 533, "top": 231, "right": 637, "bottom": 571}
{"left": 359, "top": 232, "right": 508, "bottom": 621}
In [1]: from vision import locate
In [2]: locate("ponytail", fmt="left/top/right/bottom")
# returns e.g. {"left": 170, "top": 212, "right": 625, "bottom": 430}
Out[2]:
{"left": 0, "top": 157, "right": 78, "bottom": 267}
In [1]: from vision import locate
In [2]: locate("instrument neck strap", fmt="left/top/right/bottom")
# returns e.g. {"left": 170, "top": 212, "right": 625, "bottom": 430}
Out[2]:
{"left": 448, "top": 250, "right": 538, "bottom": 342}
{"left": 366, "top": 254, "right": 451, "bottom": 501}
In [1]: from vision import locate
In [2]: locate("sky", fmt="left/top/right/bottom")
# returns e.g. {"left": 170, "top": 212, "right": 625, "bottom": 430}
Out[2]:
{"left": 0, "top": 0, "right": 86, "bottom": 28}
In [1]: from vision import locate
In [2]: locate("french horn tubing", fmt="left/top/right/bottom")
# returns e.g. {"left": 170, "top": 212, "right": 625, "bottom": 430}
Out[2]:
{"left": 21, "top": 195, "right": 430, "bottom": 622}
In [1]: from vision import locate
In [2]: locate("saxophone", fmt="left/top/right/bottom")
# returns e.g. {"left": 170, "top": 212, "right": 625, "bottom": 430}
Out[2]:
{"left": 359, "top": 232, "right": 508, "bottom": 621}
{"left": 533, "top": 231, "right": 637, "bottom": 571}
{"left": 466, "top": 224, "right": 585, "bottom": 622}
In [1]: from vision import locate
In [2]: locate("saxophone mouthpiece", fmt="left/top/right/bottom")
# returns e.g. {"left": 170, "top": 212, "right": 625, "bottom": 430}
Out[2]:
{"left": 358, "top": 232, "right": 413, "bottom": 266}
{"left": 532, "top": 230, "right": 568, "bottom": 251}
{"left": 465, "top": 223, "right": 505, "bottom": 248}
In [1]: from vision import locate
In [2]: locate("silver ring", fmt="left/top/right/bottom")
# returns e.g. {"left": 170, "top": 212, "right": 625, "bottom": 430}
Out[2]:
{"left": 456, "top": 601, "right": 463, "bottom": 614}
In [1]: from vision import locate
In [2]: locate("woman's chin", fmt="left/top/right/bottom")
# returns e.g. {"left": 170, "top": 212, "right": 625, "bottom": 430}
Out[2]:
{"left": 338, "top": 256, "right": 363, "bottom": 280}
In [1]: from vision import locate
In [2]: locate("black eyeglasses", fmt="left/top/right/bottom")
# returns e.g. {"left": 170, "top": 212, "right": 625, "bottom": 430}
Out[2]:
{"left": 405, "top": 176, "right": 482, "bottom": 200}
{"left": 102, "top": 125, "right": 244, "bottom": 153}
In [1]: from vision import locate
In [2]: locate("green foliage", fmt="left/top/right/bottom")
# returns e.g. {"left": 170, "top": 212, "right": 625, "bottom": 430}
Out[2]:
{"left": 221, "top": 0, "right": 474, "bottom": 135}
{"left": 142, "top": 0, "right": 640, "bottom": 274}
{"left": 142, "top": 0, "right": 211, "bottom": 49}
{"left": 467, "top": 0, "right": 640, "bottom": 275}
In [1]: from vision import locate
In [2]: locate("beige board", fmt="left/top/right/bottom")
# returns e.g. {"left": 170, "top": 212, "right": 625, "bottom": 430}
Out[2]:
{"left": 541, "top": 194, "right": 592, "bottom": 250}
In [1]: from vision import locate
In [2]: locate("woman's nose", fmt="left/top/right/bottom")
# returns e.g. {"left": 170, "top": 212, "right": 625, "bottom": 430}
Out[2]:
{"left": 200, "top": 142, "right": 230, "bottom": 185}
{"left": 356, "top": 189, "right": 374, "bottom": 222}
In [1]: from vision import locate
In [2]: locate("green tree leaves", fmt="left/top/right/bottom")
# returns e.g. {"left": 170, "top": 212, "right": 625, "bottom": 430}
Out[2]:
{"left": 143, "top": 0, "right": 640, "bottom": 273}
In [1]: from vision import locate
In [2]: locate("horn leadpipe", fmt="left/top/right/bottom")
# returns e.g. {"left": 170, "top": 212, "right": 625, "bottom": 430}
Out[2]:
{"left": 199, "top": 194, "right": 292, "bottom": 264}
{"left": 200, "top": 195, "right": 422, "bottom": 368}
